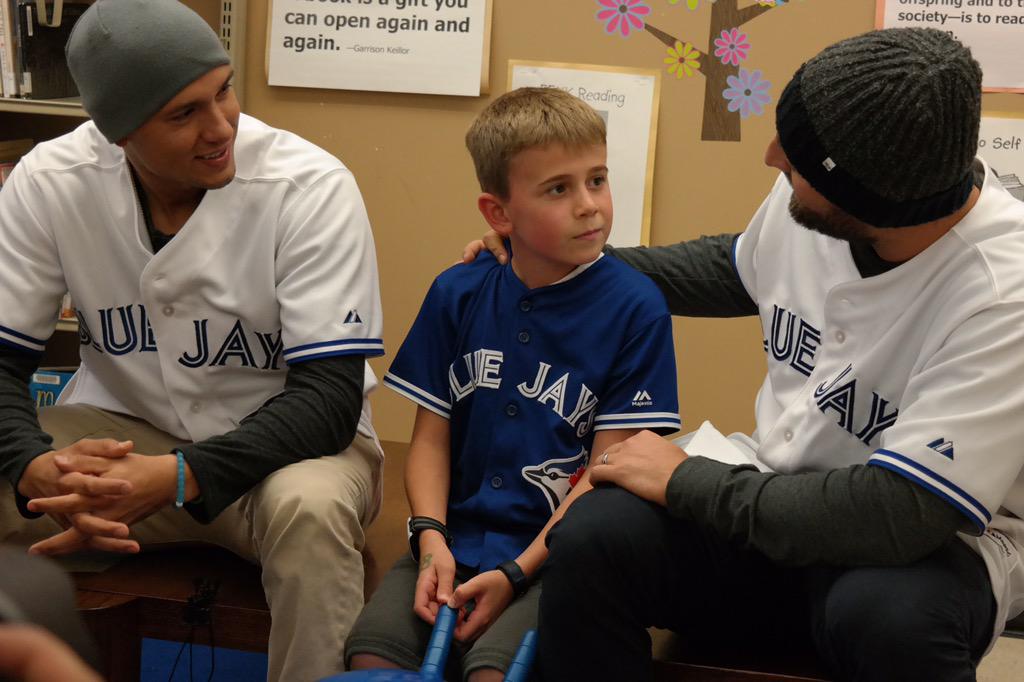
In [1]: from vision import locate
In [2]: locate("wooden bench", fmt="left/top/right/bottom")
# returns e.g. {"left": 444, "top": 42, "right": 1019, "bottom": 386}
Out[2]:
{"left": 74, "top": 440, "right": 1023, "bottom": 681}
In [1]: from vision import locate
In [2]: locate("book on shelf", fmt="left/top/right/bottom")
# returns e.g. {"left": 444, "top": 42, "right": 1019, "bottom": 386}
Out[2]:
{"left": 59, "top": 292, "right": 75, "bottom": 322}
{"left": 0, "top": 0, "right": 17, "bottom": 97}
{"left": 29, "top": 367, "right": 75, "bottom": 406}
{"left": 1, "top": 1, "right": 91, "bottom": 99}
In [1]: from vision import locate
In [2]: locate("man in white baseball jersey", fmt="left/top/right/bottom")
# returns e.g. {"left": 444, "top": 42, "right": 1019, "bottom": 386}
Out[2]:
{"left": 0, "top": 1, "right": 384, "bottom": 679}
{"left": 471, "top": 27, "right": 1024, "bottom": 681}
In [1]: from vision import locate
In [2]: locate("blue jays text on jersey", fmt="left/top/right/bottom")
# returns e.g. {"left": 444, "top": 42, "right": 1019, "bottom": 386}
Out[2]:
{"left": 384, "top": 252, "right": 681, "bottom": 571}
{"left": 448, "top": 350, "right": 600, "bottom": 438}
{"left": 763, "top": 304, "right": 899, "bottom": 448}
{"left": 76, "top": 304, "right": 286, "bottom": 369}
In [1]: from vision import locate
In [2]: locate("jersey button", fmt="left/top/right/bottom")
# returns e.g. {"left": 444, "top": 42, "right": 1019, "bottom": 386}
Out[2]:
{"left": 190, "top": 401, "right": 202, "bottom": 413}
{"left": 784, "top": 430, "right": 794, "bottom": 442}
{"left": 518, "top": 330, "right": 530, "bottom": 344}
{"left": 490, "top": 475, "right": 503, "bottom": 489}
{"left": 519, "top": 300, "right": 533, "bottom": 312}
{"left": 505, "top": 403, "right": 518, "bottom": 417}
{"left": 162, "top": 305, "right": 174, "bottom": 316}
{"left": 835, "top": 330, "right": 846, "bottom": 344}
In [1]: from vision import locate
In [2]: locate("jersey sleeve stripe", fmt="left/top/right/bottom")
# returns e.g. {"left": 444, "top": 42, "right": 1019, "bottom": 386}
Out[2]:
{"left": 285, "top": 338, "right": 384, "bottom": 354}
{"left": 868, "top": 449, "right": 990, "bottom": 531}
{"left": 0, "top": 335, "right": 45, "bottom": 355}
{"left": 595, "top": 412, "right": 680, "bottom": 422}
{"left": 594, "top": 420, "right": 681, "bottom": 432}
{"left": 0, "top": 324, "right": 47, "bottom": 348}
{"left": 283, "top": 339, "right": 384, "bottom": 363}
{"left": 382, "top": 374, "right": 451, "bottom": 418}
{"left": 0, "top": 327, "right": 47, "bottom": 352}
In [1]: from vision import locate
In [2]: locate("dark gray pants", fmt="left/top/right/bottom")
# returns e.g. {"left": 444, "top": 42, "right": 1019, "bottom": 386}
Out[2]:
{"left": 538, "top": 487, "right": 995, "bottom": 682}
{"left": 0, "top": 546, "right": 97, "bottom": 670}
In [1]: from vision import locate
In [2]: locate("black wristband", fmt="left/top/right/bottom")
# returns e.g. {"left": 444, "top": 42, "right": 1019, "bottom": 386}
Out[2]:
{"left": 408, "top": 516, "right": 452, "bottom": 562}
{"left": 495, "top": 559, "right": 529, "bottom": 599}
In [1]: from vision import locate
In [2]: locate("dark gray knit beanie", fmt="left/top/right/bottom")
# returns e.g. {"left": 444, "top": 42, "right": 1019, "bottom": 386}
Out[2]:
{"left": 776, "top": 28, "right": 982, "bottom": 227}
{"left": 66, "top": 0, "right": 230, "bottom": 143}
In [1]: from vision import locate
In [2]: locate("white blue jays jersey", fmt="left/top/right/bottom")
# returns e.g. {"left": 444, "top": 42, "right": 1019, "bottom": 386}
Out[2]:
{"left": 0, "top": 114, "right": 384, "bottom": 443}
{"left": 732, "top": 161, "right": 1024, "bottom": 642}
{"left": 385, "top": 252, "right": 681, "bottom": 570}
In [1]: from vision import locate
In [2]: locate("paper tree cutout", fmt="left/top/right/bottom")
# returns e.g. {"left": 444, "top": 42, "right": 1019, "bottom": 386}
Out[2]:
{"left": 597, "top": 0, "right": 799, "bottom": 141}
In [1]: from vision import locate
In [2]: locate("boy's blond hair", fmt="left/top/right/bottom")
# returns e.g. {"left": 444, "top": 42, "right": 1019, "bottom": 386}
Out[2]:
{"left": 465, "top": 87, "right": 607, "bottom": 198}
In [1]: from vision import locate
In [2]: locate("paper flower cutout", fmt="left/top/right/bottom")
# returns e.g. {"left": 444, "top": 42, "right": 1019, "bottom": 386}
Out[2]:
{"left": 665, "top": 41, "right": 701, "bottom": 78}
{"left": 596, "top": 0, "right": 652, "bottom": 37}
{"left": 713, "top": 28, "right": 750, "bottom": 66}
{"left": 723, "top": 69, "right": 771, "bottom": 118}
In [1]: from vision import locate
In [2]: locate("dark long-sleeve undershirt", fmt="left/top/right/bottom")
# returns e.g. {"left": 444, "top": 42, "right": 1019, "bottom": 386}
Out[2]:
{"left": 607, "top": 235, "right": 965, "bottom": 566}
{"left": 0, "top": 344, "right": 364, "bottom": 523}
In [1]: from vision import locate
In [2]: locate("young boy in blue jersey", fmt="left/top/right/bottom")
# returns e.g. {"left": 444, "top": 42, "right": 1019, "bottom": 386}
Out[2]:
{"left": 344, "top": 87, "right": 681, "bottom": 681}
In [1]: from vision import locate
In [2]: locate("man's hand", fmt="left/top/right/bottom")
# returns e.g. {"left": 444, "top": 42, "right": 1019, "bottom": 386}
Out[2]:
{"left": 18, "top": 439, "right": 134, "bottom": 504}
{"left": 27, "top": 451, "right": 195, "bottom": 556}
{"left": 589, "top": 430, "right": 688, "bottom": 507}
{"left": 0, "top": 624, "right": 102, "bottom": 682}
{"left": 461, "top": 231, "right": 507, "bottom": 265}
{"left": 447, "top": 569, "right": 514, "bottom": 642}
{"left": 412, "top": 533, "right": 457, "bottom": 626}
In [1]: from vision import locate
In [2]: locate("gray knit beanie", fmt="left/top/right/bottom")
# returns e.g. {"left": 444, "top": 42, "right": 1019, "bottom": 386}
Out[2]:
{"left": 776, "top": 28, "right": 982, "bottom": 227}
{"left": 66, "top": 0, "right": 230, "bottom": 143}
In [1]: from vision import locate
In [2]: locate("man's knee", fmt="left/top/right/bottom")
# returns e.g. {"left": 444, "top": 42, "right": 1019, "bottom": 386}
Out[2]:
{"left": 813, "top": 564, "right": 987, "bottom": 680}
{"left": 252, "top": 461, "right": 367, "bottom": 545}
{"left": 547, "top": 486, "right": 678, "bottom": 580}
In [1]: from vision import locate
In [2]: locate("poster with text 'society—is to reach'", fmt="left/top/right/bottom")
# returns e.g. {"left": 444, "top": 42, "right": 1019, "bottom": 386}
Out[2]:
{"left": 876, "top": 0, "right": 1024, "bottom": 92}
{"left": 266, "top": 0, "right": 492, "bottom": 96}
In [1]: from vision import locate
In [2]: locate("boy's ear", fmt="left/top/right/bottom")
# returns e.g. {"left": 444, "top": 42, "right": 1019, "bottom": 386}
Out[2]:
{"left": 477, "top": 193, "right": 514, "bottom": 237}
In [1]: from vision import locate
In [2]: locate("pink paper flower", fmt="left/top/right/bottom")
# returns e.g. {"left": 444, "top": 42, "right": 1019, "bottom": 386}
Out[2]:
{"left": 722, "top": 69, "right": 772, "bottom": 119}
{"left": 713, "top": 28, "right": 750, "bottom": 67}
{"left": 596, "top": 0, "right": 651, "bottom": 38}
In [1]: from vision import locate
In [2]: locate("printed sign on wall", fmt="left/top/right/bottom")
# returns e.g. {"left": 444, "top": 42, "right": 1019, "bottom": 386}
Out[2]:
{"left": 877, "top": 0, "right": 1024, "bottom": 92}
{"left": 267, "top": 0, "right": 492, "bottom": 96}
{"left": 979, "top": 114, "right": 1024, "bottom": 200}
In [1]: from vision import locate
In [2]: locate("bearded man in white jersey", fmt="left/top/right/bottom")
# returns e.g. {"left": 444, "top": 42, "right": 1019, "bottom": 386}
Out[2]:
{"left": 469, "top": 27, "right": 1024, "bottom": 682}
{"left": 0, "top": 1, "right": 385, "bottom": 680}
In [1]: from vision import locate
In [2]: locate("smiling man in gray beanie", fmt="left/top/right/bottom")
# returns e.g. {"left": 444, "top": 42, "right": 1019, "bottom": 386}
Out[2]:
{"left": 462, "top": 27, "right": 1024, "bottom": 681}
{"left": 0, "top": 1, "right": 385, "bottom": 680}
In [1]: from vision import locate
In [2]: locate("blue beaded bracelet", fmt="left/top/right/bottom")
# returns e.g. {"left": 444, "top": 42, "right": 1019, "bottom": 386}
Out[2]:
{"left": 174, "top": 449, "right": 186, "bottom": 508}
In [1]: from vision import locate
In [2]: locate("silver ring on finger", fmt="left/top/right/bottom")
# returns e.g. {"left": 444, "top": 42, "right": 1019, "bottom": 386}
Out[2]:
{"left": 601, "top": 452, "right": 609, "bottom": 465}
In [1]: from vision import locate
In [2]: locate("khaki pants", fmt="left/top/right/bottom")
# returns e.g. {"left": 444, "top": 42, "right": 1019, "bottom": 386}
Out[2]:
{"left": 0, "top": 404, "right": 383, "bottom": 682}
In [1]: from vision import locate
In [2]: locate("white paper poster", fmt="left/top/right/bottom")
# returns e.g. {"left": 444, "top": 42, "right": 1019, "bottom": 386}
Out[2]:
{"left": 509, "top": 61, "right": 661, "bottom": 248}
{"left": 267, "top": 0, "right": 490, "bottom": 96}
{"left": 979, "top": 115, "right": 1024, "bottom": 201}
{"left": 876, "top": 0, "right": 1024, "bottom": 92}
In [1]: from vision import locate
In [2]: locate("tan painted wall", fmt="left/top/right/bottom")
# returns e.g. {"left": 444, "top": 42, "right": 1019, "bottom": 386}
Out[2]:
{"left": 234, "top": 0, "right": 1023, "bottom": 443}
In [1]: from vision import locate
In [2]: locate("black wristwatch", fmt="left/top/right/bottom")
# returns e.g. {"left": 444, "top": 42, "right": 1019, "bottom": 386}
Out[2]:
{"left": 408, "top": 516, "right": 452, "bottom": 562}
{"left": 495, "top": 559, "right": 530, "bottom": 599}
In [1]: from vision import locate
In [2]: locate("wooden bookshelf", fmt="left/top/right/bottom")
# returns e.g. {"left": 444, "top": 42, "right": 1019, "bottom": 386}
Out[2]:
{"left": 55, "top": 318, "right": 79, "bottom": 333}
{"left": 0, "top": 97, "right": 87, "bottom": 117}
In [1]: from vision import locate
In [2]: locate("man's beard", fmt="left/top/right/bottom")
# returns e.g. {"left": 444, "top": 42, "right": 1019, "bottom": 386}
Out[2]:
{"left": 788, "top": 195, "right": 875, "bottom": 246}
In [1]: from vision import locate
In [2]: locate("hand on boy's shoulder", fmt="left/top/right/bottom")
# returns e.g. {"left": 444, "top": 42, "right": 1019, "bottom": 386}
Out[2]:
{"left": 461, "top": 232, "right": 508, "bottom": 265}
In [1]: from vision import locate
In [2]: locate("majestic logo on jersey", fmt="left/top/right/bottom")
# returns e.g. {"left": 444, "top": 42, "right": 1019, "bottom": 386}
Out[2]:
{"left": 344, "top": 309, "right": 363, "bottom": 324}
{"left": 521, "top": 447, "right": 589, "bottom": 514}
{"left": 763, "top": 305, "right": 821, "bottom": 378}
{"left": 77, "top": 305, "right": 284, "bottom": 370}
{"left": 813, "top": 364, "right": 899, "bottom": 446}
{"left": 927, "top": 438, "right": 955, "bottom": 460}
{"left": 631, "top": 390, "right": 653, "bottom": 407}
{"left": 449, "top": 351, "right": 599, "bottom": 437}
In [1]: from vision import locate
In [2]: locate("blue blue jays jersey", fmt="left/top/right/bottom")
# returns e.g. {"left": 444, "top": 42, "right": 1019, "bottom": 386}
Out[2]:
{"left": 384, "top": 252, "right": 681, "bottom": 570}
